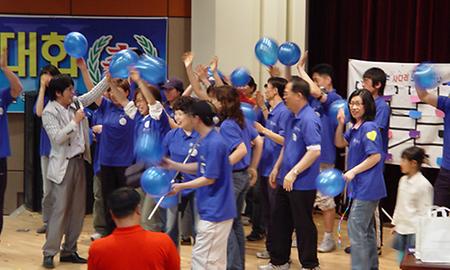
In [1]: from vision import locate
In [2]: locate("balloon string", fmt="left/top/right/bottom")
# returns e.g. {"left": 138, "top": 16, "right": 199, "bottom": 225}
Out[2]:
{"left": 337, "top": 198, "right": 352, "bottom": 248}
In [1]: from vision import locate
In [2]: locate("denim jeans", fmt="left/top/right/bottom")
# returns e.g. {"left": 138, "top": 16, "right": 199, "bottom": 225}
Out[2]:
{"left": 348, "top": 199, "right": 379, "bottom": 270}
{"left": 227, "top": 171, "right": 250, "bottom": 270}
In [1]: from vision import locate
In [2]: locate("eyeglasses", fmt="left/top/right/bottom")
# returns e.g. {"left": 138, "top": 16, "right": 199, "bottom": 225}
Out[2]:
{"left": 349, "top": 102, "right": 364, "bottom": 107}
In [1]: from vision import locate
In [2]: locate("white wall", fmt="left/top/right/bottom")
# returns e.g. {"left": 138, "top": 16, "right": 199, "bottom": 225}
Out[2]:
{"left": 192, "top": 0, "right": 308, "bottom": 89}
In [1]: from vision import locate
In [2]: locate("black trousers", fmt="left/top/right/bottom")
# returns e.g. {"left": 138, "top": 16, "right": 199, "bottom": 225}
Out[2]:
{"left": 260, "top": 176, "right": 276, "bottom": 253}
{"left": 434, "top": 167, "right": 450, "bottom": 208}
{"left": 249, "top": 176, "right": 265, "bottom": 235}
{"left": 270, "top": 186, "right": 319, "bottom": 268}
{"left": 0, "top": 158, "right": 6, "bottom": 235}
{"left": 100, "top": 165, "right": 127, "bottom": 235}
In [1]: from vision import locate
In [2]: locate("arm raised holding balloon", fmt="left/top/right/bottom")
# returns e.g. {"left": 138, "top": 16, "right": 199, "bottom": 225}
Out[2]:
{"left": 296, "top": 51, "right": 325, "bottom": 102}
{"left": 77, "top": 58, "right": 94, "bottom": 91}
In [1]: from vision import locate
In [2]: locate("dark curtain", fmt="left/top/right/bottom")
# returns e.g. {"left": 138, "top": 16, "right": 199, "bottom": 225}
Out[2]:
{"left": 308, "top": 0, "right": 449, "bottom": 219}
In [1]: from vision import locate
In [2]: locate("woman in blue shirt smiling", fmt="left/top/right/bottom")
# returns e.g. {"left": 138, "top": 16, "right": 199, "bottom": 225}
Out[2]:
{"left": 335, "top": 89, "right": 387, "bottom": 270}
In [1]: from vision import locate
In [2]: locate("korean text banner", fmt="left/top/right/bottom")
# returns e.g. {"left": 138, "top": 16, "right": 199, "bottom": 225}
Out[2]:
{"left": 0, "top": 15, "right": 167, "bottom": 112}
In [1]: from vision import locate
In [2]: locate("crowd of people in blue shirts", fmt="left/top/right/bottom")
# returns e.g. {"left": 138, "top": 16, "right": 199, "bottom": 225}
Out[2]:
{"left": 0, "top": 46, "right": 449, "bottom": 270}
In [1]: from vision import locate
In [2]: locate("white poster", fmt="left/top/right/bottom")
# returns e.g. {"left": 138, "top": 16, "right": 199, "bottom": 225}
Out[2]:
{"left": 347, "top": 59, "right": 450, "bottom": 168}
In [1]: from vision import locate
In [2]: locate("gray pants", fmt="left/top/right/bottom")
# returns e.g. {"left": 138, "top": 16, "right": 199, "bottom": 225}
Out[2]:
{"left": 348, "top": 199, "right": 379, "bottom": 270}
{"left": 43, "top": 157, "right": 86, "bottom": 257}
{"left": 41, "top": 156, "right": 52, "bottom": 224}
{"left": 93, "top": 175, "right": 106, "bottom": 235}
{"left": 137, "top": 188, "right": 164, "bottom": 232}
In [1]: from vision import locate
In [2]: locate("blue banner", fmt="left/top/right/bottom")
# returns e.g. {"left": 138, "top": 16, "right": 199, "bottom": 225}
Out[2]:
{"left": 0, "top": 15, "right": 167, "bottom": 112}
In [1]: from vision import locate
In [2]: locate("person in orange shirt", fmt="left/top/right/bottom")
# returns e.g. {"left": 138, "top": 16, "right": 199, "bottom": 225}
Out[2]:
{"left": 88, "top": 187, "right": 180, "bottom": 270}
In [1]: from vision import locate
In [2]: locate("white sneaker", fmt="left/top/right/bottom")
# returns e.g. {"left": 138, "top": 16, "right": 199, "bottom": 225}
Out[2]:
{"left": 90, "top": 232, "right": 103, "bottom": 241}
{"left": 256, "top": 250, "right": 270, "bottom": 259}
{"left": 258, "top": 263, "right": 289, "bottom": 270}
{"left": 317, "top": 237, "right": 336, "bottom": 253}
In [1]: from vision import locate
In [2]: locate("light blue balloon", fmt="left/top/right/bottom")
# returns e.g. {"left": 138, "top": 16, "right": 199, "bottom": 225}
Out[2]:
{"left": 154, "top": 195, "right": 178, "bottom": 209}
{"left": 64, "top": 32, "right": 88, "bottom": 58}
{"left": 241, "top": 102, "right": 256, "bottom": 123}
{"left": 230, "top": 67, "right": 250, "bottom": 87}
{"left": 414, "top": 63, "right": 439, "bottom": 89}
{"left": 135, "top": 54, "right": 166, "bottom": 85}
{"left": 135, "top": 131, "right": 163, "bottom": 165}
{"left": 255, "top": 37, "right": 278, "bottom": 66}
{"left": 329, "top": 99, "right": 350, "bottom": 125}
{"left": 278, "top": 42, "right": 301, "bottom": 66}
{"left": 140, "top": 167, "right": 173, "bottom": 197}
{"left": 109, "top": 49, "right": 139, "bottom": 79}
{"left": 315, "top": 168, "right": 345, "bottom": 197}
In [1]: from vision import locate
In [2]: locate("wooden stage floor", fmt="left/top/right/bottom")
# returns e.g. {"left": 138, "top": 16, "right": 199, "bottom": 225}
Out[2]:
{"left": 0, "top": 207, "right": 397, "bottom": 269}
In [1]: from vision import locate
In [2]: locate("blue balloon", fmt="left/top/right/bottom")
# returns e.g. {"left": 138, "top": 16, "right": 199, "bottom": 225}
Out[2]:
{"left": 64, "top": 32, "right": 88, "bottom": 58}
{"left": 109, "top": 49, "right": 139, "bottom": 79}
{"left": 241, "top": 102, "right": 256, "bottom": 123}
{"left": 230, "top": 67, "right": 251, "bottom": 87}
{"left": 414, "top": 63, "right": 439, "bottom": 89}
{"left": 140, "top": 167, "right": 174, "bottom": 197}
{"left": 135, "top": 54, "right": 166, "bottom": 85}
{"left": 154, "top": 195, "right": 178, "bottom": 209}
{"left": 329, "top": 99, "right": 350, "bottom": 125}
{"left": 278, "top": 42, "right": 301, "bottom": 66}
{"left": 255, "top": 37, "right": 278, "bottom": 66}
{"left": 135, "top": 131, "right": 164, "bottom": 165}
{"left": 316, "top": 168, "right": 345, "bottom": 197}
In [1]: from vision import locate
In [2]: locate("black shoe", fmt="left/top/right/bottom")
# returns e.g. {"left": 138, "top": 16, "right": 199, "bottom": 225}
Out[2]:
{"left": 37, "top": 224, "right": 47, "bottom": 234}
{"left": 60, "top": 252, "right": 87, "bottom": 264}
{"left": 180, "top": 236, "right": 192, "bottom": 246}
{"left": 246, "top": 231, "right": 265, "bottom": 241}
{"left": 344, "top": 246, "right": 351, "bottom": 254}
{"left": 43, "top": 256, "right": 54, "bottom": 269}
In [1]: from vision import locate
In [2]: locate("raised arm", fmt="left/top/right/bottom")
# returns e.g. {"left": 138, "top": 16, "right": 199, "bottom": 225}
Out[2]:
{"left": 210, "top": 56, "right": 224, "bottom": 86}
{"left": 416, "top": 86, "right": 438, "bottom": 108}
{"left": 0, "top": 47, "right": 23, "bottom": 98}
{"left": 296, "top": 51, "right": 324, "bottom": 100}
{"left": 77, "top": 58, "right": 94, "bottom": 91}
{"left": 35, "top": 74, "right": 52, "bottom": 117}
{"left": 77, "top": 76, "right": 109, "bottom": 108}
{"left": 335, "top": 109, "right": 348, "bottom": 148}
{"left": 182, "top": 52, "right": 209, "bottom": 100}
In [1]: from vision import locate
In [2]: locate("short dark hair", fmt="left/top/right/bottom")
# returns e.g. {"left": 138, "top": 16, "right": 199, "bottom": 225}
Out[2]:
{"left": 47, "top": 74, "right": 74, "bottom": 101}
{"left": 173, "top": 96, "right": 197, "bottom": 113}
{"left": 311, "top": 63, "right": 334, "bottom": 84}
{"left": 290, "top": 76, "right": 311, "bottom": 99}
{"left": 107, "top": 187, "right": 141, "bottom": 218}
{"left": 401, "top": 146, "right": 428, "bottom": 167}
{"left": 213, "top": 85, "right": 245, "bottom": 129}
{"left": 40, "top": 64, "right": 61, "bottom": 77}
{"left": 363, "top": 67, "right": 387, "bottom": 95}
{"left": 190, "top": 100, "right": 217, "bottom": 127}
{"left": 348, "top": 89, "right": 376, "bottom": 124}
{"left": 247, "top": 76, "right": 257, "bottom": 93}
{"left": 267, "top": 77, "right": 288, "bottom": 97}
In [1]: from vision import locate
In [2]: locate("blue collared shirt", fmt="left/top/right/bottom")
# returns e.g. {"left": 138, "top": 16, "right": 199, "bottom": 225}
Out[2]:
{"left": 0, "top": 88, "right": 13, "bottom": 158}
{"left": 196, "top": 129, "right": 236, "bottom": 222}
{"left": 344, "top": 121, "right": 387, "bottom": 200}
{"left": 278, "top": 105, "right": 322, "bottom": 190}
{"left": 375, "top": 96, "right": 390, "bottom": 156}
{"left": 259, "top": 102, "right": 291, "bottom": 177}
{"left": 34, "top": 96, "right": 51, "bottom": 157}
{"left": 438, "top": 96, "right": 450, "bottom": 170}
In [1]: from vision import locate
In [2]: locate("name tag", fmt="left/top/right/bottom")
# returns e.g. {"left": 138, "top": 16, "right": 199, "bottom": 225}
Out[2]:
{"left": 119, "top": 117, "right": 127, "bottom": 126}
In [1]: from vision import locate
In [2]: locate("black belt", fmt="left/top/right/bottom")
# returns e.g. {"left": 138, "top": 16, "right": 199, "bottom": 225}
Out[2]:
{"left": 233, "top": 167, "right": 248, "bottom": 173}
{"left": 67, "top": 153, "right": 83, "bottom": 160}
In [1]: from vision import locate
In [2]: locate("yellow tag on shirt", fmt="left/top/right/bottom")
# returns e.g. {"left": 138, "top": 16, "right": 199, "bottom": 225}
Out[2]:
{"left": 366, "top": 130, "right": 377, "bottom": 141}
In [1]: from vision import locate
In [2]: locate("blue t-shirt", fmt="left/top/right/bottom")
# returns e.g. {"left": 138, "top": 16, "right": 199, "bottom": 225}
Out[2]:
{"left": 162, "top": 128, "right": 200, "bottom": 196}
{"left": 33, "top": 96, "right": 51, "bottom": 157}
{"left": 196, "top": 129, "right": 236, "bottom": 222}
{"left": 134, "top": 112, "right": 171, "bottom": 144}
{"left": 98, "top": 98, "right": 135, "bottom": 167}
{"left": 309, "top": 90, "right": 343, "bottom": 164}
{"left": 259, "top": 102, "right": 291, "bottom": 177}
{"left": 0, "top": 88, "right": 13, "bottom": 158}
{"left": 278, "top": 105, "right": 322, "bottom": 190}
{"left": 437, "top": 96, "right": 450, "bottom": 170}
{"left": 375, "top": 96, "right": 390, "bottom": 156}
{"left": 220, "top": 119, "right": 258, "bottom": 171}
{"left": 164, "top": 104, "right": 175, "bottom": 119}
{"left": 92, "top": 108, "right": 103, "bottom": 175}
{"left": 344, "top": 121, "right": 387, "bottom": 200}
